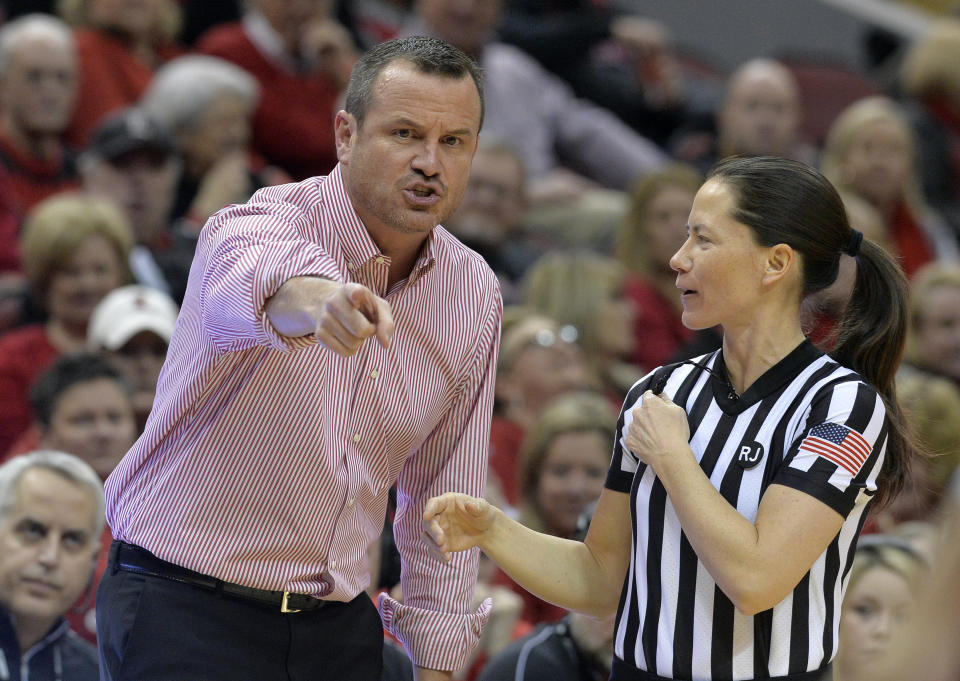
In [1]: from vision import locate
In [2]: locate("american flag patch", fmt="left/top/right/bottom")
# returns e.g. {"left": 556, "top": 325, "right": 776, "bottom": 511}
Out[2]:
{"left": 798, "top": 422, "right": 872, "bottom": 475}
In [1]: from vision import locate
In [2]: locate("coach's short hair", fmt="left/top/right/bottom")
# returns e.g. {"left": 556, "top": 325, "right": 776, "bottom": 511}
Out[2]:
{"left": 344, "top": 36, "right": 484, "bottom": 129}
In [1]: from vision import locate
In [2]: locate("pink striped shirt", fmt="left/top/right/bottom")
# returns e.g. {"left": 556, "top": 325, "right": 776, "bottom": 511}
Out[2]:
{"left": 104, "top": 165, "right": 501, "bottom": 671}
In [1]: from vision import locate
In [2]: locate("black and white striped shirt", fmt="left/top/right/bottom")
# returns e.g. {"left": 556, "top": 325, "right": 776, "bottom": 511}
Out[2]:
{"left": 606, "top": 340, "right": 887, "bottom": 680}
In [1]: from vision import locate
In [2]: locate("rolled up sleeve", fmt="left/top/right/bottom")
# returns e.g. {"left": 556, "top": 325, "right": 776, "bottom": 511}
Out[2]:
{"left": 377, "top": 591, "right": 493, "bottom": 670}
{"left": 196, "top": 189, "right": 343, "bottom": 354}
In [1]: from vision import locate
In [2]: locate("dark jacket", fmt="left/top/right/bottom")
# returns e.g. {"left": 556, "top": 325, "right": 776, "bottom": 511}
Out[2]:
{"left": 476, "top": 618, "right": 608, "bottom": 681}
{"left": 0, "top": 608, "right": 99, "bottom": 681}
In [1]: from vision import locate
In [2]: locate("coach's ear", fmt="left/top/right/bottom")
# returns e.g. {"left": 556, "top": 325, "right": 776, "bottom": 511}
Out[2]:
{"left": 334, "top": 110, "right": 357, "bottom": 165}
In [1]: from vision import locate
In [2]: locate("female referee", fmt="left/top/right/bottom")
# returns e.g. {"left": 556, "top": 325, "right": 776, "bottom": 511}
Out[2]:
{"left": 423, "top": 156, "right": 918, "bottom": 681}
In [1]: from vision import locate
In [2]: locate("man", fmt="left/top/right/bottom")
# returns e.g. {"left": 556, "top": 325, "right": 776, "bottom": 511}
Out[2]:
{"left": 2, "top": 349, "right": 138, "bottom": 475}
{"left": 0, "top": 13, "right": 79, "bottom": 297}
{"left": 26, "top": 354, "right": 138, "bottom": 483}
{"left": 80, "top": 108, "right": 194, "bottom": 303}
{"left": 0, "top": 13, "right": 79, "bottom": 218}
{"left": 97, "top": 36, "right": 501, "bottom": 681}
{"left": 496, "top": 4, "right": 690, "bottom": 147}
{"left": 407, "top": 0, "right": 657, "bottom": 255}
{"left": 407, "top": 0, "right": 667, "bottom": 196}
{"left": 1, "top": 354, "right": 138, "bottom": 646}
{"left": 0, "top": 450, "right": 103, "bottom": 680}
{"left": 716, "top": 58, "right": 803, "bottom": 161}
{"left": 444, "top": 142, "right": 543, "bottom": 303}
{"left": 674, "top": 58, "right": 809, "bottom": 174}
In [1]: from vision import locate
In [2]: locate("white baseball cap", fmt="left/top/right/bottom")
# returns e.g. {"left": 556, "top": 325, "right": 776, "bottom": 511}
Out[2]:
{"left": 88, "top": 285, "right": 179, "bottom": 351}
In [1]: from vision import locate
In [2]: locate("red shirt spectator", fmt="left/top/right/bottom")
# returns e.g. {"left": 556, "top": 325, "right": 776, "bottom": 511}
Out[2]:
{"left": 0, "top": 127, "right": 79, "bottom": 217}
{"left": 0, "top": 193, "right": 133, "bottom": 454}
{"left": 488, "top": 416, "right": 525, "bottom": 506}
{"left": 890, "top": 201, "right": 936, "bottom": 279}
{"left": 0, "top": 325, "right": 59, "bottom": 456}
{"left": 624, "top": 274, "right": 695, "bottom": 371}
{"left": 0, "top": 14, "right": 80, "bottom": 223}
{"left": 65, "top": 28, "right": 181, "bottom": 148}
{"left": 196, "top": 12, "right": 343, "bottom": 180}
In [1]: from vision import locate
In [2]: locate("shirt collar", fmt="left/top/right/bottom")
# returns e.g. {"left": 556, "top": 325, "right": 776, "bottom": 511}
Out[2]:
{"left": 409, "top": 231, "right": 438, "bottom": 285}
{"left": 0, "top": 605, "right": 70, "bottom": 655}
{"left": 712, "top": 338, "right": 823, "bottom": 414}
{"left": 322, "top": 164, "right": 438, "bottom": 284}
{"left": 243, "top": 10, "right": 297, "bottom": 72}
{"left": 24, "top": 618, "right": 70, "bottom": 656}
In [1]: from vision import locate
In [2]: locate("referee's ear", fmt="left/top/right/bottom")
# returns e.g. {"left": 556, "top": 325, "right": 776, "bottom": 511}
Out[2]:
{"left": 761, "top": 242, "right": 796, "bottom": 288}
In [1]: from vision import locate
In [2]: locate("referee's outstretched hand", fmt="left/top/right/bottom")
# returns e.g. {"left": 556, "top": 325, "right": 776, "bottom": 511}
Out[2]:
{"left": 422, "top": 493, "right": 496, "bottom": 564}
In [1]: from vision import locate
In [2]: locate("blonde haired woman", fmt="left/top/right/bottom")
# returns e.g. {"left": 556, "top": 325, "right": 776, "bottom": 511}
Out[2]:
{"left": 903, "top": 262, "right": 960, "bottom": 387}
{"left": 835, "top": 538, "right": 927, "bottom": 681}
{"left": 820, "top": 95, "right": 958, "bottom": 278}
{"left": 617, "top": 165, "right": 703, "bottom": 370}
{"left": 490, "top": 311, "right": 594, "bottom": 507}
{"left": 0, "top": 193, "right": 132, "bottom": 454}
{"left": 509, "top": 391, "right": 620, "bottom": 624}
{"left": 523, "top": 251, "right": 641, "bottom": 396}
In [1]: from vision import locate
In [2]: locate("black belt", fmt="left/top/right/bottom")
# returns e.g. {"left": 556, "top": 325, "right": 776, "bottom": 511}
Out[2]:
{"left": 110, "top": 541, "right": 327, "bottom": 613}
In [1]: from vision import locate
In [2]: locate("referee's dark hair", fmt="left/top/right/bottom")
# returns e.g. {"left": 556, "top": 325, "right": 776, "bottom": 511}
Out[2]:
{"left": 344, "top": 35, "right": 485, "bottom": 130}
{"left": 708, "top": 155, "right": 918, "bottom": 508}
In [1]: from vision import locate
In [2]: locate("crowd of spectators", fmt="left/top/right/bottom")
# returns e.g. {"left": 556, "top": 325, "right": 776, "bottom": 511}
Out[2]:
{"left": 1, "top": 1, "right": 960, "bottom": 679}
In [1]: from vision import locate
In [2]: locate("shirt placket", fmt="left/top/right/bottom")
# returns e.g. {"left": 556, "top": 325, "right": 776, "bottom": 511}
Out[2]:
{"left": 342, "top": 253, "right": 393, "bottom": 507}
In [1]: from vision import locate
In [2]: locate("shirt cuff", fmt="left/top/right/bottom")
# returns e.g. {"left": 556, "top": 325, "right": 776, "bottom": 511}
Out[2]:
{"left": 254, "top": 258, "right": 343, "bottom": 353}
{"left": 377, "top": 592, "right": 492, "bottom": 671}
{"left": 257, "top": 309, "right": 320, "bottom": 353}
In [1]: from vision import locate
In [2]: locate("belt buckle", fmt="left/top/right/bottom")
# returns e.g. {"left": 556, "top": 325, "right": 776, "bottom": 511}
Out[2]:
{"left": 280, "top": 591, "right": 301, "bottom": 614}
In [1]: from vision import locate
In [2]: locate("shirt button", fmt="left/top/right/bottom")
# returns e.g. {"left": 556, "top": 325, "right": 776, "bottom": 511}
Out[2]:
{"left": 330, "top": 560, "right": 337, "bottom": 570}
{"left": 347, "top": 498, "right": 355, "bottom": 508}
{"left": 352, "top": 433, "right": 360, "bottom": 443}
{"left": 346, "top": 262, "right": 356, "bottom": 271}
{"left": 375, "top": 256, "right": 386, "bottom": 265}
{"left": 370, "top": 370, "right": 378, "bottom": 379}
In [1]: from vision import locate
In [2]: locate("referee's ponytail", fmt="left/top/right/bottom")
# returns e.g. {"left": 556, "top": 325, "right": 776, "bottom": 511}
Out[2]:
{"left": 708, "top": 156, "right": 918, "bottom": 509}
{"left": 830, "top": 236, "right": 913, "bottom": 507}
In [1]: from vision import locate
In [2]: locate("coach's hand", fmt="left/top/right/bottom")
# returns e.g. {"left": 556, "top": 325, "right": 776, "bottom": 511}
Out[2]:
{"left": 314, "top": 281, "right": 394, "bottom": 355}
{"left": 267, "top": 277, "right": 394, "bottom": 355}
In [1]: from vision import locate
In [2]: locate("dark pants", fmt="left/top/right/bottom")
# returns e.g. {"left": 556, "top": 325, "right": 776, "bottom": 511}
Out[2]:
{"left": 97, "top": 557, "right": 384, "bottom": 681}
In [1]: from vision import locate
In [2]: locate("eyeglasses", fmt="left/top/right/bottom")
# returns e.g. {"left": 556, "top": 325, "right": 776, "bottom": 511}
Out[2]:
{"left": 530, "top": 324, "right": 580, "bottom": 348}
{"left": 499, "top": 323, "right": 582, "bottom": 372}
